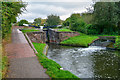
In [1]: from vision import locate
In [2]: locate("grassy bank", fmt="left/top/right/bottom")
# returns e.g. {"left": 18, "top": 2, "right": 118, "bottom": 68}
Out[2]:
{"left": 21, "top": 29, "right": 40, "bottom": 33}
{"left": 61, "top": 33, "right": 98, "bottom": 47}
{"left": 115, "top": 36, "right": 120, "bottom": 50}
{"left": 32, "top": 42, "right": 80, "bottom": 79}
{"left": 58, "top": 29, "right": 74, "bottom": 32}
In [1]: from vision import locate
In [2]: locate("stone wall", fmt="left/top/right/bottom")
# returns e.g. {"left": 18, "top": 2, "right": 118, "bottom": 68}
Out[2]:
{"left": 27, "top": 31, "right": 46, "bottom": 43}
{"left": 48, "top": 29, "right": 80, "bottom": 43}
{"left": 14, "top": 26, "right": 34, "bottom": 29}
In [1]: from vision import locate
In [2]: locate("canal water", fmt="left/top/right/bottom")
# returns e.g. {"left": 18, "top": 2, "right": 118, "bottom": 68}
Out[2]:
{"left": 47, "top": 44, "right": 120, "bottom": 79}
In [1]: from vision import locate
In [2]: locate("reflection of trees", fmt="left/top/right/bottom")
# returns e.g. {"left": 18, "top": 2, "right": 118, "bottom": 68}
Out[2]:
{"left": 93, "top": 51, "right": 120, "bottom": 78}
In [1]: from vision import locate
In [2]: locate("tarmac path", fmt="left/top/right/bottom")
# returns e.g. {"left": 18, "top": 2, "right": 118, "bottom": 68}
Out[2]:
{"left": 5, "top": 27, "right": 50, "bottom": 78}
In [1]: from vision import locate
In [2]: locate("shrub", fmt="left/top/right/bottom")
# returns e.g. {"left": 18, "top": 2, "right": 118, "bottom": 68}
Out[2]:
{"left": 115, "top": 36, "right": 120, "bottom": 49}
{"left": 18, "top": 19, "right": 29, "bottom": 26}
{"left": 70, "top": 18, "right": 87, "bottom": 34}
{"left": 86, "top": 24, "right": 98, "bottom": 35}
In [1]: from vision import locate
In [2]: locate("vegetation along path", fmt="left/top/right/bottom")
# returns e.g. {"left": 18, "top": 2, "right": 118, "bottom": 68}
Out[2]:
{"left": 5, "top": 26, "right": 49, "bottom": 78}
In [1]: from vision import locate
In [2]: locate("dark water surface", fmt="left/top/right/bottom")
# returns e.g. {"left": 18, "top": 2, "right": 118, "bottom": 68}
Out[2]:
{"left": 47, "top": 44, "right": 120, "bottom": 79}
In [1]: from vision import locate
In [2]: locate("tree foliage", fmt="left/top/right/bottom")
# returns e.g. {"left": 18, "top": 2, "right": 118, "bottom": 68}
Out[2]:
{"left": 93, "top": 2, "right": 119, "bottom": 34}
{"left": 63, "top": 17, "right": 70, "bottom": 26}
{"left": 46, "top": 14, "right": 60, "bottom": 26}
{"left": 81, "top": 13, "right": 93, "bottom": 24}
{"left": 63, "top": 13, "right": 87, "bottom": 34}
{"left": 41, "top": 19, "right": 46, "bottom": 26}
{"left": 33, "top": 18, "right": 41, "bottom": 26}
{"left": 1, "top": 1, "right": 26, "bottom": 38}
{"left": 18, "top": 19, "right": 29, "bottom": 26}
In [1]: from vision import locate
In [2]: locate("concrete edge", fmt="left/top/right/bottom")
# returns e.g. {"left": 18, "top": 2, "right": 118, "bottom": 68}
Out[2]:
{"left": 43, "top": 44, "right": 49, "bottom": 56}
{"left": 24, "top": 33, "right": 38, "bottom": 54}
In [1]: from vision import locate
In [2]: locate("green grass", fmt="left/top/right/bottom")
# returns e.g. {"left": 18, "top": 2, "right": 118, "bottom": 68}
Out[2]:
{"left": 21, "top": 29, "right": 40, "bottom": 33}
{"left": 32, "top": 42, "right": 79, "bottom": 79}
{"left": 114, "top": 36, "right": 120, "bottom": 50}
{"left": 58, "top": 29, "right": 74, "bottom": 32}
{"left": 94, "top": 34, "right": 117, "bottom": 37}
{"left": 61, "top": 33, "right": 98, "bottom": 47}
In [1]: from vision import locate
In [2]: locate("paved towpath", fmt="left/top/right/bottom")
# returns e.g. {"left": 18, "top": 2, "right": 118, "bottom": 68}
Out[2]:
{"left": 6, "top": 27, "right": 50, "bottom": 78}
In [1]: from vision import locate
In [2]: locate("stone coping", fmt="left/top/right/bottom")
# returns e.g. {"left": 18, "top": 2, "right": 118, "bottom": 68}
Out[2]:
{"left": 24, "top": 33, "right": 38, "bottom": 54}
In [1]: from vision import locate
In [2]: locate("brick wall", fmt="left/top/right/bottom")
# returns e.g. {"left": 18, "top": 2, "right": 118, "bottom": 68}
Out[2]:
{"left": 27, "top": 32, "right": 46, "bottom": 43}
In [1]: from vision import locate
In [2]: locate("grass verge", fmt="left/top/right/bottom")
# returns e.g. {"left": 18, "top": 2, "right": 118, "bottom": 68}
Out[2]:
{"left": 58, "top": 29, "right": 74, "bottom": 32}
{"left": 114, "top": 36, "right": 120, "bottom": 50}
{"left": 21, "top": 29, "right": 40, "bottom": 33}
{"left": 61, "top": 33, "right": 98, "bottom": 47}
{"left": 32, "top": 42, "right": 80, "bottom": 79}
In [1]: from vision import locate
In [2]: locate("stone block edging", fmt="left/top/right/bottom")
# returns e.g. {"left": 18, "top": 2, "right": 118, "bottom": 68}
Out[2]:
{"left": 24, "top": 33, "right": 38, "bottom": 54}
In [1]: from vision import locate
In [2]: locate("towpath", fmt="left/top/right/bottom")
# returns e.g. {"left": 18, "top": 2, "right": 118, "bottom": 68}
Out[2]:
{"left": 5, "top": 26, "right": 49, "bottom": 78}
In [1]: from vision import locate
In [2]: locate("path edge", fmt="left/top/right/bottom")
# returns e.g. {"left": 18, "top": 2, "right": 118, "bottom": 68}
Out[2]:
{"left": 24, "top": 33, "right": 38, "bottom": 54}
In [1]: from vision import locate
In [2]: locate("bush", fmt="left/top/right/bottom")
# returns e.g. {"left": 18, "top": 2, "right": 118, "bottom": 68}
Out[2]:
{"left": 115, "top": 36, "right": 120, "bottom": 49}
{"left": 18, "top": 19, "right": 29, "bottom": 26}
{"left": 70, "top": 18, "right": 87, "bottom": 34}
{"left": 86, "top": 24, "right": 98, "bottom": 35}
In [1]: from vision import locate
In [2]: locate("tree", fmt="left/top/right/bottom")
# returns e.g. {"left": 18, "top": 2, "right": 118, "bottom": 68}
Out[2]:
{"left": 41, "top": 19, "right": 46, "bottom": 26}
{"left": 69, "top": 13, "right": 81, "bottom": 30}
{"left": 46, "top": 14, "right": 60, "bottom": 26}
{"left": 18, "top": 19, "right": 29, "bottom": 26}
{"left": 93, "top": 2, "right": 119, "bottom": 34}
{"left": 33, "top": 18, "right": 41, "bottom": 26}
{"left": 69, "top": 13, "right": 87, "bottom": 33}
{"left": 81, "top": 13, "right": 93, "bottom": 24}
{"left": 62, "top": 17, "right": 70, "bottom": 26}
{"left": 115, "top": 2, "right": 120, "bottom": 34}
{"left": 1, "top": 1, "right": 26, "bottom": 38}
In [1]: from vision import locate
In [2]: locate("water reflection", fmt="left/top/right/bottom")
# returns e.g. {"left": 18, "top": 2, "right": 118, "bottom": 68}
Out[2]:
{"left": 47, "top": 44, "right": 120, "bottom": 78}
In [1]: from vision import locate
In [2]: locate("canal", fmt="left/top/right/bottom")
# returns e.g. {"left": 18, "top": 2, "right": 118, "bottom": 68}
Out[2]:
{"left": 47, "top": 44, "right": 120, "bottom": 79}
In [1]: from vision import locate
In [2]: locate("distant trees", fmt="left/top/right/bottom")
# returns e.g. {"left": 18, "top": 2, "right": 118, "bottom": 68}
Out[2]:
{"left": 33, "top": 18, "right": 41, "bottom": 26}
{"left": 63, "top": 17, "right": 70, "bottom": 27}
{"left": 63, "top": 13, "right": 87, "bottom": 34}
{"left": 46, "top": 14, "right": 60, "bottom": 26}
{"left": 18, "top": 19, "right": 29, "bottom": 26}
{"left": 81, "top": 13, "right": 93, "bottom": 24}
{"left": 93, "top": 2, "right": 119, "bottom": 34}
{"left": 41, "top": 19, "right": 46, "bottom": 26}
{"left": 62, "top": 2, "right": 120, "bottom": 35}
{"left": 1, "top": 1, "right": 26, "bottom": 38}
